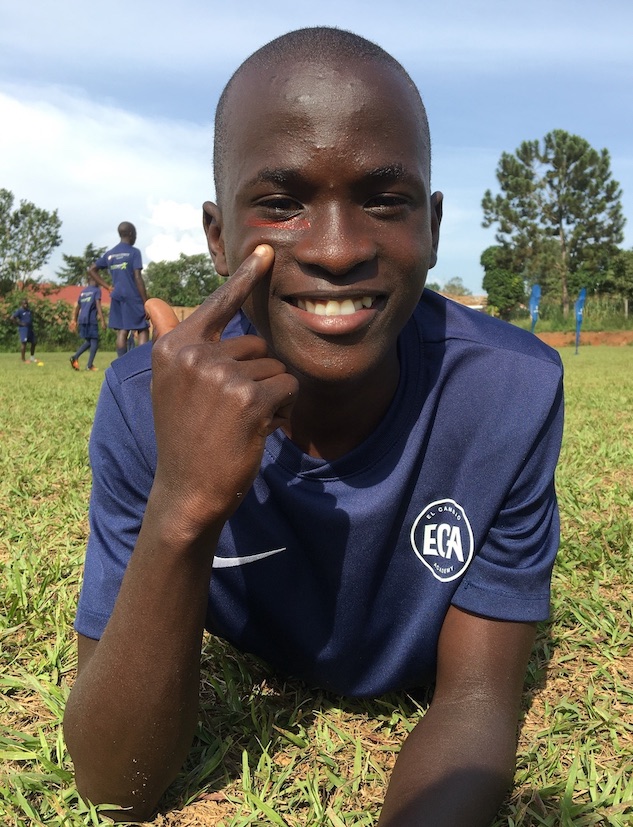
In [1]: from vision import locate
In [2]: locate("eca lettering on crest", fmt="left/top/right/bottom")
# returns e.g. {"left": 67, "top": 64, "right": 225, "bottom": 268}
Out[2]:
{"left": 410, "top": 499, "right": 474, "bottom": 582}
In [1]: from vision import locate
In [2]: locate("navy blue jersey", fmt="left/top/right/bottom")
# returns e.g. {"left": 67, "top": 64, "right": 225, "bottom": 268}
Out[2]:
{"left": 75, "top": 291, "right": 563, "bottom": 696}
{"left": 77, "top": 285, "right": 101, "bottom": 325}
{"left": 12, "top": 307, "right": 33, "bottom": 328}
{"left": 95, "top": 242, "right": 143, "bottom": 301}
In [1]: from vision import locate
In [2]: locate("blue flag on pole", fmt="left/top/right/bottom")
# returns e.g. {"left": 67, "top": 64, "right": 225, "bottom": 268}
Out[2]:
{"left": 529, "top": 284, "right": 541, "bottom": 334}
{"left": 575, "top": 288, "right": 587, "bottom": 354}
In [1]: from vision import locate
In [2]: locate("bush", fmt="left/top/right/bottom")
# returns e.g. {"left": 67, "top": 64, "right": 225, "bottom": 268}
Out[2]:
{"left": 509, "top": 293, "right": 633, "bottom": 332}
{"left": 0, "top": 290, "right": 118, "bottom": 351}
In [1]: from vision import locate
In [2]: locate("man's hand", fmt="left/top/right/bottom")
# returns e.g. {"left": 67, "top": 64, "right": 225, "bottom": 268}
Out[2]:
{"left": 148, "top": 244, "right": 298, "bottom": 538}
{"left": 69, "top": 320, "right": 77, "bottom": 333}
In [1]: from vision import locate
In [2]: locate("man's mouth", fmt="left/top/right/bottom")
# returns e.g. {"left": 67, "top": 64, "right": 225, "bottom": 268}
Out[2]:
{"left": 295, "top": 296, "right": 375, "bottom": 316}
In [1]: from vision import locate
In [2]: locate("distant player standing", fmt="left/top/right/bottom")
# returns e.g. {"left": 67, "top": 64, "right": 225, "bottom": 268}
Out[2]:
{"left": 89, "top": 222, "right": 149, "bottom": 358}
{"left": 11, "top": 298, "right": 38, "bottom": 362}
{"left": 69, "top": 274, "right": 106, "bottom": 371}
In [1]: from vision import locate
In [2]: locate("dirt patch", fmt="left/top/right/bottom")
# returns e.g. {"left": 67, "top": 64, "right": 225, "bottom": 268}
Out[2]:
{"left": 536, "top": 330, "right": 633, "bottom": 347}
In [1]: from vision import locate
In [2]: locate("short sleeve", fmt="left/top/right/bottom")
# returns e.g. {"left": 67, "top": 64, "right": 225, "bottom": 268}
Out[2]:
{"left": 452, "top": 373, "right": 564, "bottom": 622}
{"left": 74, "top": 366, "right": 155, "bottom": 639}
{"left": 94, "top": 253, "right": 108, "bottom": 269}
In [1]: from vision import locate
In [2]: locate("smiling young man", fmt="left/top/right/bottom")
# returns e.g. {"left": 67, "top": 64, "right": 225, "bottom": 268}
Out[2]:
{"left": 63, "top": 28, "right": 564, "bottom": 826}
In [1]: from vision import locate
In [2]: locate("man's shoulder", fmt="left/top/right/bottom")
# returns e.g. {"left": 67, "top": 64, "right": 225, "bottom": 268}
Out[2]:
{"left": 416, "top": 290, "right": 562, "bottom": 372}
{"left": 107, "top": 342, "right": 153, "bottom": 388}
{"left": 104, "top": 242, "right": 134, "bottom": 257}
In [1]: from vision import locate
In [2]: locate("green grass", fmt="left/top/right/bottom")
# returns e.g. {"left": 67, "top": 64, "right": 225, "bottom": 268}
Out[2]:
{"left": 1, "top": 347, "right": 632, "bottom": 826}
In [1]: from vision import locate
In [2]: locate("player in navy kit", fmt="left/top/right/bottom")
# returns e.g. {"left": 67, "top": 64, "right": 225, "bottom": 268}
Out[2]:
{"left": 11, "top": 299, "right": 38, "bottom": 362}
{"left": 64, "top": 28, "right": 564, "bottom": 827}
{"left": 89, "top": 222, "right": 149, "bottom": 358}
{"left": 69, "top": 275, "right": 106, "bottom": 371}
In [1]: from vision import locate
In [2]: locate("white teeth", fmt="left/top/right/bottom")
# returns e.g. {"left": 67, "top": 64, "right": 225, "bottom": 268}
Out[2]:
{"left": 297, "top": 297, "right": 374, "bottom": 316}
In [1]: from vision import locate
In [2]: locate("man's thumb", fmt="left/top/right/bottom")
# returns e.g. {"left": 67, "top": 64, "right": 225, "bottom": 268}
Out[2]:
{"left": 145, "top": 299, "right": 180, "bottom": 340}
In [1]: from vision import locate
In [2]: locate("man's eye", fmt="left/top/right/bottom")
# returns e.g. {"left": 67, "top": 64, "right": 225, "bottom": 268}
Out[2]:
{"left": 255, "top": 198, "right": 302, "bottom": 219}
{"left": 365, "top": 195, "right": 410, "bottom": 216}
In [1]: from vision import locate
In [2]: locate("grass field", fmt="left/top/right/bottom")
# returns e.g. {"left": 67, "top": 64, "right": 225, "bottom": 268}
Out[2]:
{"left": 1, "top": 347, "right": 632, "bottom": 827}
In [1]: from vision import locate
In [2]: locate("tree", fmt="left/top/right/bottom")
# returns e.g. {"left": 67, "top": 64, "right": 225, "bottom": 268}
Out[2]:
{"left": 482, "top": 130, "right": 625, "bottom": 316}
{"left": 480, "top": 246, "right": 525, "bottom": 320}
{"left": 607, "top": 249, "right": 633, "bottom": 318}
{"left": 0, "top": 188, "right": 63, "bottom": 293}
{"left": 425, "top": 280, "right": 441, "bottom": 292}
{"left": 145, "top": 253, "right": 222, "bottom": 306}
{"left": 442, "top": 277, "right": 472, "bottom": 296}
{"left": 56, "top": 243, "right": 107, "bottom": 285}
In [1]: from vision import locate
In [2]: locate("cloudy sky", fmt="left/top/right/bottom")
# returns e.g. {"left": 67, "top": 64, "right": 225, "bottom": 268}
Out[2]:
{"left": 1, "top": 0, "right": 631, "bottom": 294}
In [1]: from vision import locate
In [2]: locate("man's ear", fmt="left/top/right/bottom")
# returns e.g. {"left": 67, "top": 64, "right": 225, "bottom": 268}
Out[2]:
{"left": 428, "top": 191, "right": 443, "bottom": 270}
{"left": 203, "top": 201, "right": 228, "bottom": 276}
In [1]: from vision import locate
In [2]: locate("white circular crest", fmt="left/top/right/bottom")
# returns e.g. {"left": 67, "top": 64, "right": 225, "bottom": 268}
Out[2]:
{"left": 410, "top": 499, "right": 474, "bottom": 582}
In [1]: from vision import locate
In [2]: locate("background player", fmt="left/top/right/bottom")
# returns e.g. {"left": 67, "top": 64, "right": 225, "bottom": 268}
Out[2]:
{"left": 11, "top": 298, "right": 38, "bottom": 362}
{"left": 69, "top": 273, "right": 107, "bottom": 371}
{"left": 89, "top": 222, "right": 149, "bottom": 358}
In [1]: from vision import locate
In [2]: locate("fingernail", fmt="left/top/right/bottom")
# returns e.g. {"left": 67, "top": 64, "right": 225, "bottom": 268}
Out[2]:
{"left": 254, "top": 244, "right": 273, "bottom": 257}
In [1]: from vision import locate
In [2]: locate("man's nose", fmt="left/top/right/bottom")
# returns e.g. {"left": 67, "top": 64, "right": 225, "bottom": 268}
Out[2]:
{"left": 293, "top": 204, "right": 376, "bottom": 277}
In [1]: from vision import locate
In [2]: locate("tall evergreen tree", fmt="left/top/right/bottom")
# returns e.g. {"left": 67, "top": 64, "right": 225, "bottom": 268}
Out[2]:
{"left": 56, "top": 244, "right": 107, "bottom": 285}
{"left": 482, "top": 130, "right": 625, "bottom": 316}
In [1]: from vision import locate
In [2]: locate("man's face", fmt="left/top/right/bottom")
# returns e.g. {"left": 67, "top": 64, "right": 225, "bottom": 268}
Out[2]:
{"left": 207, "top": 57, "right": 442, "bottom": 387}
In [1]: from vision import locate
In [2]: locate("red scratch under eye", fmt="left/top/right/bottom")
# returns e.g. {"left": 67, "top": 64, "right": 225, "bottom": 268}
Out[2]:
{"left": 245, "top": 218, "right": 310, "bottom": 230}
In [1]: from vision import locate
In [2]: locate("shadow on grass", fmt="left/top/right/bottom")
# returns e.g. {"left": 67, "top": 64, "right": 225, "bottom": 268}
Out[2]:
{"left": 155, "top": 626, "right": 554, "bottom": 822}
{"left": 156, "top": 635, "right": 434, "bottom": 819}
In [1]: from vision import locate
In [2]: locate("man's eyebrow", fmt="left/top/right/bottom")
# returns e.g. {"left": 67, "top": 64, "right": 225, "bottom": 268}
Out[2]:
{"left": 365, "top": 163, "right": 429, "bottom": 196}
{"left": 366, "top": 163, "right": 409, "bottom": 183}
{"left": 245, "top": 163, "right": 421, "bottom": 190}
{"left": 247, "top": 168, "right": 302, "bottom": 188}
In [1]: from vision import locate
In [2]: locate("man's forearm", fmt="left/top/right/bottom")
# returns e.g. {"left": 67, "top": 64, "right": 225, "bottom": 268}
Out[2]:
{"left": 89, "top": 266, "right": 110, "bottom": 290}
{"left": 378, "top": 698, "right": 518, "bottom": 827}
{"left": 134, "top": 270, "right": 148, "bottom": 303}
{"left": 63, "top": 495, "right": 221, "bottom": 820}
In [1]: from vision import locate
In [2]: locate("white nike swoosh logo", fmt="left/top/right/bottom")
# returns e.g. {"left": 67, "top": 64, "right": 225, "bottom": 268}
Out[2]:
{"left": 212, "top": 547, "right": 287, "bottom": 568}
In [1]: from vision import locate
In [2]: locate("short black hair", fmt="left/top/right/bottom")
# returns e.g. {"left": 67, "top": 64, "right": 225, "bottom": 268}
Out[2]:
{"left": 118, "top": 221, "right": 136, "bottom": 239}
{"left": 213, "top": 27, "right": 430, "bottom": 207}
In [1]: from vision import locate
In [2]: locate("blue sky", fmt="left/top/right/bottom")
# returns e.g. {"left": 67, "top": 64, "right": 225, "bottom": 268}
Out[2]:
{"left": 1, "top": 0, "right": 631, "bottom": 294}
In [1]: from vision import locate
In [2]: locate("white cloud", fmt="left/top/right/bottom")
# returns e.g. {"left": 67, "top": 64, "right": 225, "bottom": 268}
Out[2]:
{"left": 0, "top": 83, "right": 214, "bottom": 279}
{"left": 144, "top": 200, "right": 209, "bottom": 263}
{"left": 147, "top": 201, "right": 203, "bottom": 234}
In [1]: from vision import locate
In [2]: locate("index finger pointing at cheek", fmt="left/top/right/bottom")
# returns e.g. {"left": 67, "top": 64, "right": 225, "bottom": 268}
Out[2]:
{"left": 171, "top": 244, "right": 274, "bottom": 344}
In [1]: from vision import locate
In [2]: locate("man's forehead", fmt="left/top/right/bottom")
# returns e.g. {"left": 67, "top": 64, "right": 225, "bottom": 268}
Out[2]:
{"left": 231, "top": 54, "right": 411, "bottom": 110}
{"left": 224, "top": 56, "right": 428, "bottom": 163}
